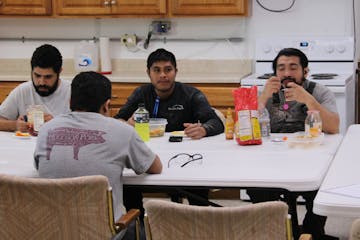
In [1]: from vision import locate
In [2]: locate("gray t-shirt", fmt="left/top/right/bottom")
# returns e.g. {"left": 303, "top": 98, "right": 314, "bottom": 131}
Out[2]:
{"left": 34, "top": 112, "right": 156, "bottom": 220}
{"left": 0, "top": 80, "right": 71, "bottom": 120}
{"left": 267, "top": 80, "right": 338, "bottom": 133}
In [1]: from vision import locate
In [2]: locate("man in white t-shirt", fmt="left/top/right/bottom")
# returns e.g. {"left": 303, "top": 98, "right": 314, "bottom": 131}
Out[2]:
{"left": 0, "top": 44, "right": 71, "bottom": 132}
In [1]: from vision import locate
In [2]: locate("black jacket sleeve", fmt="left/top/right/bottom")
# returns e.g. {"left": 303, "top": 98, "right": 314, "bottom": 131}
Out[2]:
{"left": 191, "top": 91, "right": 224, "bottom": 137}
{"left": 114, "top": 88, "right": 143, "bottom": 120}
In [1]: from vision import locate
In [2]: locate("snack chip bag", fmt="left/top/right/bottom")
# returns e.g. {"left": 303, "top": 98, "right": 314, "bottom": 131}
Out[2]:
{"left": 232, "top": 86, "right": 262, "bottom": 145}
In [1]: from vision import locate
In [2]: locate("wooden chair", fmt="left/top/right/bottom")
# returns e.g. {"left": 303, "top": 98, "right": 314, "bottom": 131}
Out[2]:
{"left": 0, "top": 174, "right": 140, "bottom": 240}
{"left": 144, "top": 199, "right": 312, "bottom": 240}
{"left": 350, "top": 218, "right": 360, "bottom": 240}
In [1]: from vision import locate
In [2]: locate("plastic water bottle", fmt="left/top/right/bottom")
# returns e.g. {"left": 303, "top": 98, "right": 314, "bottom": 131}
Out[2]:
{"left": 134, "top": 103, "right": 150, "bottom": 142}
{"left": 259, "top": 106, "right": 271, "bottom": 137}
{"left": 305, "top": 110, "right": 322, "bottom": 137}
{"left": 74, "top": 40, "right": 99, "bottom": 73}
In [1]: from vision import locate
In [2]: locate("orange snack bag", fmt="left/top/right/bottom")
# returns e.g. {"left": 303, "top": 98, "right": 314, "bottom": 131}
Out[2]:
{"left": 232, "top": 86, "right": 262, "bottom": 145}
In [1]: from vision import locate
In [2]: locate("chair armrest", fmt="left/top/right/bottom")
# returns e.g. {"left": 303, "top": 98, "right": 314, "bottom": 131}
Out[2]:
{"left": 299, "top": 234, "right": 312, "bottom": 240}
{"left": 115, "top": 209, "right": 141, "bottom": 230}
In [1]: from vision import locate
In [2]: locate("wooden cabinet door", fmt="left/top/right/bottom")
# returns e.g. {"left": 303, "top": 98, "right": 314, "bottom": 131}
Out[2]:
{"left": 169, "top": 0, "right": 248, "bottom": 16}
{"left": 111, "top": 0, "right": 166, "bottom": 15}
{"left": 0, "top": 0, "right": 52, "bottom": 15}
{"left": 55, "top": 0, "right": 166, "bottom": 16}
{"left": 0, "top": 82, "right": 21, "bottom": 104}
{"left": 55, "top": 0, "right": 112, "bottom": 16}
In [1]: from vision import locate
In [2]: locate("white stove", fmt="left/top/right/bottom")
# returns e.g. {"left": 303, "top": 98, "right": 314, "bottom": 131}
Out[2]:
{"left": 241, "top": 36, "right": 356, "bottom": 134}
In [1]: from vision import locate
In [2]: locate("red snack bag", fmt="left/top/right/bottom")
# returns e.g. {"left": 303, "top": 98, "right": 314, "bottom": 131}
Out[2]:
{"left": 232, "top": 86, "right": 262, "bottom": 145}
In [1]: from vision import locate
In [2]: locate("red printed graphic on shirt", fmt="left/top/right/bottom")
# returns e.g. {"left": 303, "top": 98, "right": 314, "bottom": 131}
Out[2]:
{"left": 46, "top": 127, "right": 106, "bottom": 160}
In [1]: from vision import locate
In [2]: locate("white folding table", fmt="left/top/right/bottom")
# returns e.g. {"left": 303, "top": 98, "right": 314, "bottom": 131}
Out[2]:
{"left": 314, "top": 124, "right": 360, "bottom": 218}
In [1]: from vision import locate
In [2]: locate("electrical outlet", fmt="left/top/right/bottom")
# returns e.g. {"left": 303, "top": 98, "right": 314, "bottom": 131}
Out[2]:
{"left": 151, "top": 21, "right": 171, "bottom": 34}
{"left": 120, "top": 34, "right": 137, "bottom": 47}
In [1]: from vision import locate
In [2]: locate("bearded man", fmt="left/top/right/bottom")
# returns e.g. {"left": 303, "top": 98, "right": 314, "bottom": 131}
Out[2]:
{"left": 0, "top": 44, "right": 70, "bottom": 131}
{"left": 247, "top": 48, "right": 339, "bottom": 240}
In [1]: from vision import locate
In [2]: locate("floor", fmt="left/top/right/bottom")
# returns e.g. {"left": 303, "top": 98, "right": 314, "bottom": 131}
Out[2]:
{"left": 143, "top": 196, "right": 356, "bottom": 240}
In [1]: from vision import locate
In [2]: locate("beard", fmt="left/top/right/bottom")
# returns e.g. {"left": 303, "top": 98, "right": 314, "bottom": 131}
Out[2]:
{"left": 281, "top": 75, "right": 306, "bottom": 88}
{"left": 32, "top": 77, "right": 59, "bottom": 97}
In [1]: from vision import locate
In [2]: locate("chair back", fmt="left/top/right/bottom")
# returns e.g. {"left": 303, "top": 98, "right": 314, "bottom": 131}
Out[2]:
{"left": 144, "top": 199, "right": 289, "bottom": 240}
{"left": 350, "top": 218, "right": 360, "bottom": 240}
{"left": 0, "top": 174, "right": 114, "bottom": 240}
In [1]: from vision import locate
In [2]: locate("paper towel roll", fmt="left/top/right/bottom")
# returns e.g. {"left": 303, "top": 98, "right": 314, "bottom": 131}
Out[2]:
{"left": 99, "top": 37, "right": 112, "bottom": 74}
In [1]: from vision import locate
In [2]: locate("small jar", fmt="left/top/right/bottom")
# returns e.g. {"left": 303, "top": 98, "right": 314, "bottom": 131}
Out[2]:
{"left": 305, "top": 110, "right": 322, "bottom": 137}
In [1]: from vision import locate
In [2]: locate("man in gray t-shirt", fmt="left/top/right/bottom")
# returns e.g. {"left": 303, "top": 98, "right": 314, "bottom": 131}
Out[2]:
{"left": 247, "top": 48, "right": 339, "bottom": 240}
{"left": 0, "top": 44, "right": 71, "bottom": 132}
{"left": 34, "top": 71, "right": 162, "bottom": 222}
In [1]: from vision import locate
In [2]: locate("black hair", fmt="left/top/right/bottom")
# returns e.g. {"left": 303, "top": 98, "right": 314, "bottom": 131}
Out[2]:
{"left": 272, "top": 48, "right": 308, "bottom": 74}
{"left": 31, "top": 44, "right": 63, "bottom": 74}
{"left": 147, "top": 48, "right": 177, "bottom": 70}
{"left": 70, "top": 71, "right": 112, "bottom": 113}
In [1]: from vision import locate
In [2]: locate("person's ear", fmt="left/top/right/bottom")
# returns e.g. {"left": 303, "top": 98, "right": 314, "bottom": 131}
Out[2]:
{"left": 304, "top": 67, "right": 309, "bottom": 77}
{"left": 101, "top": 99, "right": 111, "bottom": 116}
{"left": 146, "top": 69, "right": 150, "bottom": 77}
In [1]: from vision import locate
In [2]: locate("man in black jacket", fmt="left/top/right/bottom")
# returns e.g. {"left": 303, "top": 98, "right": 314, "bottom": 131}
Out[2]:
{"left": 116, "top": 48, "right": 224, "bottom": 217}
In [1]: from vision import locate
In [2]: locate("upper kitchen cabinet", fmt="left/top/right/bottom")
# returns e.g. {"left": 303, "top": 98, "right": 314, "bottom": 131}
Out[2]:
{"left": 54, "top": 0, "right": 167, "bottom": 17}
{"left": 0, "top": 0, "right": 52, "bottom": 16}
{"left": 169, "top": 0, "right": 249, "bottom": 16}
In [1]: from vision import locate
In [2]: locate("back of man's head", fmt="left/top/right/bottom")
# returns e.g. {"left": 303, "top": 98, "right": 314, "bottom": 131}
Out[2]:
{"left": 272, "top": 48, "right": 308, "bottom": 74}
{"left": 31, "top": 44, "right": 62, "bottom": 74}
{"left": 147, "top": 48, "right": 177, "bottom": 69}
{"left": 70, "top": 71, "right": 112, "bottom": 113}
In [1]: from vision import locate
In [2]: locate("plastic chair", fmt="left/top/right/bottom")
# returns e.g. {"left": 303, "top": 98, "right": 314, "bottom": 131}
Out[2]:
{"left": 350, "top": 218, "right": 360, "bottom": 240}
{"left": 144, "top": 199, "right": 312, "bottom": 240}
{"left": 0, "top": 174, "right": 140, "bottom": 240}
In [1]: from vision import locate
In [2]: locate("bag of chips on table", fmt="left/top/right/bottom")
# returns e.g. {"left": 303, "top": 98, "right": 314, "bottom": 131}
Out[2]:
{"left": 232, "top": 86, "right": 262, "bottom": 145}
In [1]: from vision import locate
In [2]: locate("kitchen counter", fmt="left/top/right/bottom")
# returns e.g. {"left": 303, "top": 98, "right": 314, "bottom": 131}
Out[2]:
{"left": 0, "top": 59, "right": 252, "bottom": 83}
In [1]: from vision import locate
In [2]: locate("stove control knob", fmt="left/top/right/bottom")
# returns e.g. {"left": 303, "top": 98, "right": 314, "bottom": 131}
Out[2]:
{"left": 262, "top": 45, "right": 272, "bottom": 54}
{"left": 336, "top": 44, "right": 346, "bottom": 53}
{"left": 325, "top": 45, "right": 334, "bottom": 54}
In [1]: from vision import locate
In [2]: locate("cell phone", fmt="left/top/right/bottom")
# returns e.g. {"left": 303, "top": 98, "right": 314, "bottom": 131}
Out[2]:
{"left": 169, "top": 136, "right": 183, "bottom": 142}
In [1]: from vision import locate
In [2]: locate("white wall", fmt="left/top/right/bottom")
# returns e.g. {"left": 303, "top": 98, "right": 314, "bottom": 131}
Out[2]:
{"left": 0, "top": 0, "right": 357, "bottom": 61}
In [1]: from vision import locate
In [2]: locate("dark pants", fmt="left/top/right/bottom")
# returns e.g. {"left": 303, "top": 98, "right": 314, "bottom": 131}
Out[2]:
{"left": 123, "top": 187, "right": 210, "bottom": 221}
{"left": 246, "top": 189, "right": 327, "bottom": 240}
{"left": 169, "top": 189, "right": 210, "bottom": 206}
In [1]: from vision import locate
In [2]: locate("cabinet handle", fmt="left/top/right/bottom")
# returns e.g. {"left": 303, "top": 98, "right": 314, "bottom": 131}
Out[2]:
{"left": 111, "top": 95, "right": 119, "bottom": 99}
{"left": 104, "top": 0, "right": 110, "bottom": 6}
{"left": 111, "top": 0, "right": 116, "bottom": 5}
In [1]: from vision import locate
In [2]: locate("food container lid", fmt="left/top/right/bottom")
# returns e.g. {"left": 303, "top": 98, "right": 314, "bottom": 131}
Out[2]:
{"left": 149, "top": 118, "right": 168, "bottom": 125}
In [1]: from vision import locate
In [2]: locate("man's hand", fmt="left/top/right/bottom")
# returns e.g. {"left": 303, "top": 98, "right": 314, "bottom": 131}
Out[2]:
{"left": 283, "top": 82, "right": 313, "bottom": 104}
{"left": 258, "top": 76, "right": 281, "bottom": 106}
{"left": 127, "top": 114, "right": 135, "bottom": 126}
{"left": 262, "top": 76, "right": 281, "bottom": 99}
{"left": 44, "top": 113, "right": 53, "bottom": 122}
{"left": 183, "top": 122, "right": 206, "bottom": 139}
{"left": 15, "top": 117, "right": 28, "bottom": 133}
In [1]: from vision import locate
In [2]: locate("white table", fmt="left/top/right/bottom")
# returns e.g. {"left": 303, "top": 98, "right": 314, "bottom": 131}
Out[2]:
{"left": 0, "top": 131, "right": 342, "bottom": 192}
{"left": 314, "top": 124, "right": 360, "bottom": 218}
{"left": 0, "top": 132, "right": 38, "bottom": 177}
{"left": 124, "top": 133, "right": 342, "bottom": 192}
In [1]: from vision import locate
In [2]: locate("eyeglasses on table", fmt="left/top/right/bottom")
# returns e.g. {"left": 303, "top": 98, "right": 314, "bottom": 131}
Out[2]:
{"left": 167, "top": 153, "right": 203, "bottom": 168}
